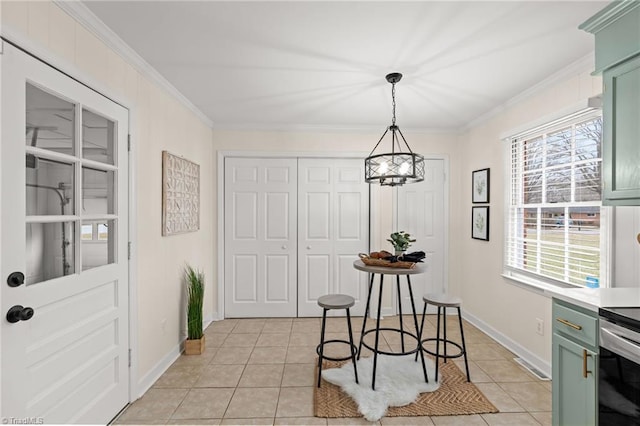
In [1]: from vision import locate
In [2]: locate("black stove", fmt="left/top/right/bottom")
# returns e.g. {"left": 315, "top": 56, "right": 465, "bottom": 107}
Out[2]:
{"left": 598, "top": 306, "right": 640, "bottom": 425}
{"left": 599, "top": 307, "right": 640, "bottom": 334}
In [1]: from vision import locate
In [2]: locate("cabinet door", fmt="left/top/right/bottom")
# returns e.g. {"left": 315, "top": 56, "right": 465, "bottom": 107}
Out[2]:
{"left": 552, "top": 333, "right": 598, "bottom": 426}
{"left": 603, "top": 55, "right": 640, "bottom": 205}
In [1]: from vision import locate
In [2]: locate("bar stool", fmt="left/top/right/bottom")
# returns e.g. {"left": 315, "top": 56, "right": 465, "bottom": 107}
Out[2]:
{"left": 418, "top": 293, "right": 470, "bottom": 382}
{"left": 316, "top": 294, "right": 359, "bottom": 388}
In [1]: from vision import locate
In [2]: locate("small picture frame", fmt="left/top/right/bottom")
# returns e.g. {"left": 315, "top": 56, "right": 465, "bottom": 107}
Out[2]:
{"left": 472, "top": 206, "right": 490, "bottom": 241}
{"left": 472, "top": 168, "right": 490, "bottom": 203}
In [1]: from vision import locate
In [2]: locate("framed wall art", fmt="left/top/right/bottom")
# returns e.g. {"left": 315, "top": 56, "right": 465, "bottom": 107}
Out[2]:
{"left": 472, "top": 168, "right": 490, "bottom": 203}
{"left": 162, "top": 151, "right": 200, "bottom": 236}
{"left": 472, "top": 206, "right": 490, "bottom": 241}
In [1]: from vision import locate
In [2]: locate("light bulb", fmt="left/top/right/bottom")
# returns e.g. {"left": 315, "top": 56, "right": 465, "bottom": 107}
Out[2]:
{"left": 399, "top": 162, "right": 410, "bottom": 175}
{"left": 379, "top": 161, "right": 389, "bottom": 174}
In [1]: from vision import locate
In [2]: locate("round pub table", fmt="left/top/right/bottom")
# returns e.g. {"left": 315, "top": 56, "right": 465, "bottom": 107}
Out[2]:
{"left": 353, "top": 259, "right": 428, "bottom": 390}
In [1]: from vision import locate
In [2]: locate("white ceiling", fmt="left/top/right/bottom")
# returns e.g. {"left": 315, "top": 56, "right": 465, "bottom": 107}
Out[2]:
{"left": 83, "top": 1, "right": 607, "bottom": 132}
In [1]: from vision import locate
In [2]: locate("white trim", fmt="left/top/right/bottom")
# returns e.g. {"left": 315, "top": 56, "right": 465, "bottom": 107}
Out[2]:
{"left": 499, "top": 100, "right": 601, "bottom": 141}
{"left": 464, "top": 53, "right": 596, "bottom": 133}
{"left": 217, "top": 150, "right": 369, "bottom": 320}
{"left": 0, "top": 38, "right": 4, "bottom": 418}
{"left": 1, "top": 29, "right": 135, "bottom": 114}
{"left": 135, "top": 343, "right": 182, "bottom": 399}
{"left": 127, "top": 111, "right": 140, "bottom": 402}
{"left": 463, "top": 309, "right": 552, "bottom": 380}
{"left": 213, "top": 122, "right": 454, "bottom": 134}
{"left": 53, "top": 1, "right": 213, "bottom": 129}
{"left": 135, "top": 315, "right": 212, "bottom": 399}
{"left": 216, "top": 151, "right": 225, "bottom": 320}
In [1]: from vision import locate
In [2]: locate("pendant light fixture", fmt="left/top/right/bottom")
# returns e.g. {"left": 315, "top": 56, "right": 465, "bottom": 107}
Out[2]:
{"left": 365, "top": 73, "right": 424, "bottom": 186}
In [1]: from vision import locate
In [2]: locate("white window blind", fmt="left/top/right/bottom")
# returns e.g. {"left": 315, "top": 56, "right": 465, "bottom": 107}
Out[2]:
{"left": 505, "top": 110, "right": 604, "bottom": 287}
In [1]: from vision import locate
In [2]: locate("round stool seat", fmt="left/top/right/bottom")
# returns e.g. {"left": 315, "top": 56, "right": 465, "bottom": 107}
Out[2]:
{"left": 423, "top": 292, "right": 461, "bottom": 308}
{"left": 318, "top": 294, "right": 355, "bottom": 309}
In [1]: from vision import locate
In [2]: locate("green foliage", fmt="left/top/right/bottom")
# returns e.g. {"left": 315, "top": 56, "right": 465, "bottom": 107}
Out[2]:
{"left": 185, "top": 264, "right": 204, "bottom": 340}
{"left": 387, "top": 231, "right": 416, "bottom": 251}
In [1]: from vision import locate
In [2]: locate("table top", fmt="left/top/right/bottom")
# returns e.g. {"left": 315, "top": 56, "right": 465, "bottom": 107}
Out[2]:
{"left": 353, "top": 259, "right": 426, "bottom": 275}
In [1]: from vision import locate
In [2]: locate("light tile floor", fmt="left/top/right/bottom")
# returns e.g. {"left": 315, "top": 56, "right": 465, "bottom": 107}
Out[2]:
{"left": 113, "top": 315, "right": 552, "bottom": 425}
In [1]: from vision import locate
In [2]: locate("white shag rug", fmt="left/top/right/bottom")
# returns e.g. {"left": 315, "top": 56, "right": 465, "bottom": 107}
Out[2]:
{"left": 321, "top": 354, "right": 441, "bottom": 421}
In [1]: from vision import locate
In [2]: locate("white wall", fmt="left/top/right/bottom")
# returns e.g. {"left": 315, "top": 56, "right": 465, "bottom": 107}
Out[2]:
{"left": 457, "top": 59, "right": 603, "bottom": 371}
{"left": 1, "top": 1, "right": 216, "bottom": 395}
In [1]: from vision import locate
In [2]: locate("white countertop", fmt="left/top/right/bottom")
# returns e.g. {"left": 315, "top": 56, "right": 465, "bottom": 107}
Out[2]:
{"left": 548, "top": 286, "right": 640, "bottom": 312}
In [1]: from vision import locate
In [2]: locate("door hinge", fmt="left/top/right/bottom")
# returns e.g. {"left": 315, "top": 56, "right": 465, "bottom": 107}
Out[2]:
{"left": 128, "top": 349, "right": 132, "bottom": 367}
{"left": 127, "top": 134, "right": 131, "bottom": 151}
{"left": 128, "top": 242, "right": 132, "bottom": 260}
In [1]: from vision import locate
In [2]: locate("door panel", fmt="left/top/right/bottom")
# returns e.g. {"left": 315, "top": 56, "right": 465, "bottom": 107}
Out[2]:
{"left": 1, "top": 44, "right": 129, "bottom": 423}
{"left": 298, "top": 159, "right": 369, "bottom": 317}
{"left": 224, "top": 158, "right": 297, "bottom": 317}
{"left": 397, "top": 159, "right": 446, "bottom": 314}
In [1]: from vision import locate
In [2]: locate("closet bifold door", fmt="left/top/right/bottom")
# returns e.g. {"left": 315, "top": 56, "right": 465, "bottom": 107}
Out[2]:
{"left": 297, "top": 158, "right": 369, "bottom": 317}
{"left": 224, "top": 157, "right": 297, "bottom": 318}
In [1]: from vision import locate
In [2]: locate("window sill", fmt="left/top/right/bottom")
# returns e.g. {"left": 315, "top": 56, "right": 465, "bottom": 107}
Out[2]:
{"left": 502, "top": 272, "right": 603, "bottom": 311}
{"left": 501, "top": 272, "right": 580, "bottom": 298}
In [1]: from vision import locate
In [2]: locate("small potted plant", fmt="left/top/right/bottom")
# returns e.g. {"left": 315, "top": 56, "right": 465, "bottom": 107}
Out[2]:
{"left": 184, "top": 264, "right": 205, "bottom": 355}
{"left": 387, "top": 231, "right": 416, "bottom": 255}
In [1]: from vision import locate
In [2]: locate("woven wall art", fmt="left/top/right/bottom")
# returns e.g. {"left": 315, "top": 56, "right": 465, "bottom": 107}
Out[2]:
{"left": 162, "top": 151, "right": 200, "bottom": 235}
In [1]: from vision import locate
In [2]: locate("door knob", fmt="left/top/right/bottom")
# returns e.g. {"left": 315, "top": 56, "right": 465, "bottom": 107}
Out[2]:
{"left": 282, "top": 245, "right": 287, "bottom": 250}
{"left": 307, "top": 246, "right": 311, "bottom": 250}
{"left": 7, "top": 272, "right": 25, "bottom": 287}
{"left": 6, "top": 305, "right": 34, "bottom": 323}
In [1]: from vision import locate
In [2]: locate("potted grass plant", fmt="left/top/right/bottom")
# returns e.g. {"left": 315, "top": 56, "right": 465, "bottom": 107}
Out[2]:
{"left": 184, "top": 264, "right": 205, "bottom": 355}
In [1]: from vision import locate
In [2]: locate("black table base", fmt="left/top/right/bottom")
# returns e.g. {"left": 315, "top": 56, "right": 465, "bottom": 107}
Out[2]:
{"left": 357, "top": 272, "right": 429, "bottom": 390}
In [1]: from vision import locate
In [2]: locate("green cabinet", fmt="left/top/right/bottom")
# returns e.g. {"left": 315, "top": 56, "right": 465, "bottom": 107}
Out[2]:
{"left": 552, "top": 298, "right": 598, "bottom": 426}
{"left": 580, "top": 1, "right": 640, "bottom": 205}
{"left": 603, "top": 56, "right": 640, "bottom": 204}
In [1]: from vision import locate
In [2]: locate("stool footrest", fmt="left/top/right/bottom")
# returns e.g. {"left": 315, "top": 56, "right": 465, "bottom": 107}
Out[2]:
{"left": 316, "top": 339, "right": 358, "bottom": 362}
{"left": 420, "top": 338, "right": 465, "bottom": 359}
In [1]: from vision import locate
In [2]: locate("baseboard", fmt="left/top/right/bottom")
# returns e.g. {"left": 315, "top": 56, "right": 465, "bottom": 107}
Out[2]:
{"left": 135, "top": 313, "right": 216, "bottom": 399}
{"left": 462, "top": 310, "right": 552, "bottom": 379}
{"left": 135, "top": 343, "right": 182, "bottom": 399}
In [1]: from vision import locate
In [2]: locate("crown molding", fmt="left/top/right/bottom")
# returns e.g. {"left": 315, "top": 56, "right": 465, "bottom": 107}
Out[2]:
{"left": 211, "top": 122, "right": 457, "bottom": 135}
{"left": 54, "top": 0, "right": 214, "bottom": 129}
{"left": 461, "top": 52, "right": 596, "bottom": 133}
{"left": 579, "top": 0, "right": 640, "bottom": 33}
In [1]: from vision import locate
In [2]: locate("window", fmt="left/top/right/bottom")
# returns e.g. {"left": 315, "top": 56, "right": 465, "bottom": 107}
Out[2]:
{"left": 81, "top": 222, "right": 109, "bottom": 242}
{"left": 505, "top": 110, "right": 605, "bottom": 287}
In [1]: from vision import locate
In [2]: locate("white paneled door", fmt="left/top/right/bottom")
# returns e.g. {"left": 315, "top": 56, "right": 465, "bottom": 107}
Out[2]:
{"left": 298, "top": 159, "right": 369, "bottom": 317}
{"left": 397, "top": 159, "right": 446, "bottom": 314}
{"left": 224, "top": 158, "right": 298, "bottom": 317}
{"left": 224, "top": 157, "right": 369, "bottom": 318}
{"left": 1, "top": 45, "right": 129, "bottom": 422}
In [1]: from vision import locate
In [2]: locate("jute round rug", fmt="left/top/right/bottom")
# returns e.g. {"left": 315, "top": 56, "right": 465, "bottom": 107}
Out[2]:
{"left": 314, "top": 359, "right": 499, "bottom": 418}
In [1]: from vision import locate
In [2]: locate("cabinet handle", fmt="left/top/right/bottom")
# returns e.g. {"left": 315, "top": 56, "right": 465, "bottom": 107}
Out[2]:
{"left": 556, "top": 318, "right": 582, "bottom": 330}
{"left": 583, "top": 349, "right": 592, "bottom": 378}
